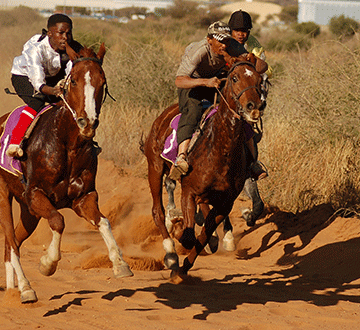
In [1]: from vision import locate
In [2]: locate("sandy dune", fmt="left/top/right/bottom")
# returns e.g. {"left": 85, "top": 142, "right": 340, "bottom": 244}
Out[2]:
{"left": 0, "top": 158, "right": 359, "bottom": 329}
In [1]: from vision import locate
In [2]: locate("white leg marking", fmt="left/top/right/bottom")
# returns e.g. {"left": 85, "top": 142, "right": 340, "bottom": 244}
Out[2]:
{"left": 98, "top": 217, "right": 133, "bottom": 277}
{"left": 46, "top": 230, "right": 62, "bottom": 262}
{"left": 223, "top": 230, "right": 236, "bottom": 252}
{"left": 5, "top": 261, "right": 15, "bottom": 289}
{"left": 163, "top": 237, "right": 176, "bottom": 254}
{"left": 84, "top": 71, "right": 97, "bottom": 123}
{"left": 10, "top": 248, "right": 30, "bottom": 292}
{"left": 99, "top": 217, "right": 123, "bottom": 262}
{"left": 39, "top": 230, "right": 61, "bottom": 276}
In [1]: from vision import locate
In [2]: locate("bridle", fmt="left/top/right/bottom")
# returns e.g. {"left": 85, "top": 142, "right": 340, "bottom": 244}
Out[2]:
{"left": 216, "top": 61, "right": 262, "bottom": 121}
{"left": 61, "top": 56, "right": 115, "bottom": 121}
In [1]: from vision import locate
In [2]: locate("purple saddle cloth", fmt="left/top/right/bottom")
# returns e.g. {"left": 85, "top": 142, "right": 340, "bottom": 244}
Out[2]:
{"left": 161, "top": 107, "right": 218, "bottom": 164}
{"left": 0, "top": 105, "right": 51, "bottom": 176}
{"left": 161, "top": 107, "right": 255, "bottom": 164}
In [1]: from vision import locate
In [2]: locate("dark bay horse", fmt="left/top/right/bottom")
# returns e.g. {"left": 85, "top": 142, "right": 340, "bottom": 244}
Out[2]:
{"left": 0, "top": 43, "right": 132, "bottom": 303}
{"left": 142, "top": 53, "right": 267, "bottom": 276}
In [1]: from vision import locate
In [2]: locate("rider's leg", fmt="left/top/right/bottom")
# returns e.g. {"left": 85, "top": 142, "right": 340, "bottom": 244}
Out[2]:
{"left": 7, "top": 75, "right": 45, "bottom": 158}
{"left": 169, "top": 87, "right": 204, "bottom": 180}
{"left": 246, "top": 137, "right": 268, "bottom": 181}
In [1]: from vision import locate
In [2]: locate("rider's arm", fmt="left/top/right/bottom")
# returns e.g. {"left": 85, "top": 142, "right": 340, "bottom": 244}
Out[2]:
{"left": 175, "top": 76, "right": 221, "bottom": 89}
{"left": 39, "top": 84, "right": 62, "bottom": 96}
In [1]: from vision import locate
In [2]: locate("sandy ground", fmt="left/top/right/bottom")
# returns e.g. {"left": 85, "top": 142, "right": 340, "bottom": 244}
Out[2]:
{"left": 0, "top": 158, "right": 359, "bottom": 329}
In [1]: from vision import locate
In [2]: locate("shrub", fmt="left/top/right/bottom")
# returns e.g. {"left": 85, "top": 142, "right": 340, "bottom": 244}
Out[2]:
{"left": 293, "top": 22, "right": 321, "bottom": 38}
{"left": 329, "top": 15, "right": 360, "bottom": 38}
{"left": 277, "top": 5, "right": 298, "bottom": 23}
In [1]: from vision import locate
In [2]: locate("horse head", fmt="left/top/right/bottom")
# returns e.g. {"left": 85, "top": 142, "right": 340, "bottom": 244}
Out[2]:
{"left": 64, "top": 42, "right": 107, "bottom": 139}
{"left": 224, "top": 52, "right": 267, "bottom": 123}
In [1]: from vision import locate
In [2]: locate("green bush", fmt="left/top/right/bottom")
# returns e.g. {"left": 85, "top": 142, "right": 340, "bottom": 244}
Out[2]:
{"left": 265, "top": 32, "right": 311, "bottom": 51}
{"left": 329, "top": 15, "right": 360, "bottom": 38}
{"left": 278, "top": 5, "right": 298, "bottom": 24}
{"left": 293, "top": 22, "right": 321, "bottom": 38}
{"left": 166, "top": 0, "right": 199, "bottom": 19}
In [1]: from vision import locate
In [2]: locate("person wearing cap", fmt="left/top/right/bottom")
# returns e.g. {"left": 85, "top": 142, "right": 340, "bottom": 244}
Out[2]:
{"left": 7, "top": 13, "right": 83, "bottom": 158}
{"left": 228, "top": 10, "right": 272, "bottom": 78}
{"left": 169, "top": 21, "right": 247, "bottom": 180}
{"left": 228, "top": 9, "right": 272, "bottom": 180}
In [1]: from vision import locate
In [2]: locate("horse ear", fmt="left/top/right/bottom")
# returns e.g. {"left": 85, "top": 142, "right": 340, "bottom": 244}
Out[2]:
{"left": 254, "top": 56, "right": 268, "bottom": 74}
{"left": 97, "top": 43, "right": 106, "bottom": 62}
{"left": 65, "top": 42, "right": 79, "bottom": 61}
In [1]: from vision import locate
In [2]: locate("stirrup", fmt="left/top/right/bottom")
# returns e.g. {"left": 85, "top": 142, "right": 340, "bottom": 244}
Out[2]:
{"left": 6, "top": 144, "right": 24, "bottom": 158}
{"left": 168, "top": 154, "right": 189, "bottom": 181}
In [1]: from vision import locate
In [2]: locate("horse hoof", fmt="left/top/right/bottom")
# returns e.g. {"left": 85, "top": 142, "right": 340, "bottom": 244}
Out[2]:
{"left": 21, "top": 288, "right": 38, "bottom": 304}
{"left": 223, "top": 231, "right": 236, "bottom": 252}
{"left": 39, "top": 257, "right": 58, "bottom": 276}
{"left": 164, "top": 253, "right": 179, "bottom": 270}
{"left": 204, "top": 235, "right": 219, "bottom": 254}
{"left": 113, "top": 264, "right": 134, "bottom": 278}
{"left": 170, "top": 266, "right": 187, "bottom": 279}
{"left": 179, "top": 228, "right": 196, "bottom": 250}
{"left": 242, "top": 208, "right": 256, "bottom": 227}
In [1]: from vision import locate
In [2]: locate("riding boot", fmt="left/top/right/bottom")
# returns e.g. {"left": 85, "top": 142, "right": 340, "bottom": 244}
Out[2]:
{"left": 169, "top": 139, "right": 190, "bottom": 181}
{"left": 6, "top": 106, "right": 37, "bottom": 158}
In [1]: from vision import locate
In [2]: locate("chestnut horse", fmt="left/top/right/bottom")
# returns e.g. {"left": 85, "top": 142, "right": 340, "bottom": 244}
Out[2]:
{"left": 0, "top": 43, "right": 132, "bottom": 303}
{"left": 142, "top": 53, "right": 267, "bottom": 276}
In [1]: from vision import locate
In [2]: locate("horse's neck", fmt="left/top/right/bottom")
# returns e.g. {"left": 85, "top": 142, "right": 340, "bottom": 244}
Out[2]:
{"left": 211, "top": 101, "right": 244, "bottom": 148}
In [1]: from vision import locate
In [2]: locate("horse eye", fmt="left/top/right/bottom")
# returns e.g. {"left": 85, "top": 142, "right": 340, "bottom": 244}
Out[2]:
{"left": 71, "top": 79, "right": 76, "bottom": 85}
{"left": 232, "top": 76, "right": 238, "bottom": 83}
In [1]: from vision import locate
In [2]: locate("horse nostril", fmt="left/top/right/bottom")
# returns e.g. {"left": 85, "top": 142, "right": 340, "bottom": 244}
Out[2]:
{"left": 76, "top": 117, "right": 88, "bottom": 129}
{"left": 246, "top": 102, "right": 255, "bottom": 110}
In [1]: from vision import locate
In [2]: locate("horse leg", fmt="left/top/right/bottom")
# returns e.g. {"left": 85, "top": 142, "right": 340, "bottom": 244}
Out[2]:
{"left": 164, "top": 176, "right": 177, "bottom": 233}
{"left": 242, "top": 178, "right": 264, "bottom": 226}
{"left": 148, "top": 164, "right": 179, "bottom": 271}
{"left": 176, "top": 206, "right": 231, "bottom": 276}
{"left": 72, "top": 191, "right": 133, "bottom": 278}
{"left": 198, "top": 203, "right": 219, "bottom": 254}
{"left": 25, "top": 188, "right": 65, "bottom": 277}
{"left": 178, "top": 191, "right": 197, "bottom": 250}
{"left": 222, "top": 216, "right": 236, "bottom": 252}
{"left": 0, "top": 183, "right": 38, "bottom": 303}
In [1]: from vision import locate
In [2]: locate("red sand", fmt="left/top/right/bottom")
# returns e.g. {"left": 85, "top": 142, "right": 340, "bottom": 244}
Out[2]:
{"left": 0, "top": 158, "right": 359, "bottom": 329}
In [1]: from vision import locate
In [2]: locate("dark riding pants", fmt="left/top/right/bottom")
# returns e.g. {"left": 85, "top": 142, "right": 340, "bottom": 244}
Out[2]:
{"left": 177, "top": 86, "right": 217, "bottom": 145}
{"left": 11, "top": 74, "right": 60, "bottom": 112}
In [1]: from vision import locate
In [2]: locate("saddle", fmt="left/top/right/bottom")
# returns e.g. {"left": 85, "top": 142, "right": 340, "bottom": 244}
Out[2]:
{"left": 0, "top": 104, "right": 53, "bottom": 176}
{"left": 161, "top": 102, "right": 256, "bottom": 165}
{"left": 161, "top": 103, "right": 217, "bottom": 165}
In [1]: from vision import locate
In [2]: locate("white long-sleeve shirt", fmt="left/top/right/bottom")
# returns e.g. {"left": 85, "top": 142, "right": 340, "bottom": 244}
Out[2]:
{"left": 11, "top": 34, "right": 72, "bottom": 92}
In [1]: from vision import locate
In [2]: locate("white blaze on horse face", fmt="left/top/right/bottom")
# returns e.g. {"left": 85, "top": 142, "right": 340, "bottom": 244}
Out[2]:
{"left": 245, "top": 68, "right": 253, "bottom": 77}
{"left": 84, "top": 71, "right": 97, "bottom": 123}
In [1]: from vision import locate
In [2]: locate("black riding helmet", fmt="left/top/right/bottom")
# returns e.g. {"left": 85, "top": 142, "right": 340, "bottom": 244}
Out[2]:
{"left": 228, "top": 10, "right": 252, "bottom": 31}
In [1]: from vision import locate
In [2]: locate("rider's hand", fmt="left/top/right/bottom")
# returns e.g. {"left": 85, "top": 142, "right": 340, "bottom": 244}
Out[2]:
{"left": 53, "top": 85, "right": 63, "bottom": 97}
{"left": 206, "top": 77, "right": 221, "bottom": 89}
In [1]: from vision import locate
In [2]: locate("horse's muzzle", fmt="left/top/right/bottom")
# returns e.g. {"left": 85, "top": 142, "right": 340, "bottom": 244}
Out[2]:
{"left": 77, "top": 117, "right": 98, "bottom": 138}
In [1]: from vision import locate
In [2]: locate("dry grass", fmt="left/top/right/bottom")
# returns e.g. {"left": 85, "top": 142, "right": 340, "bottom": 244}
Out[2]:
{"left": 259, "top": 37, "right": 360, "bottom": 212}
